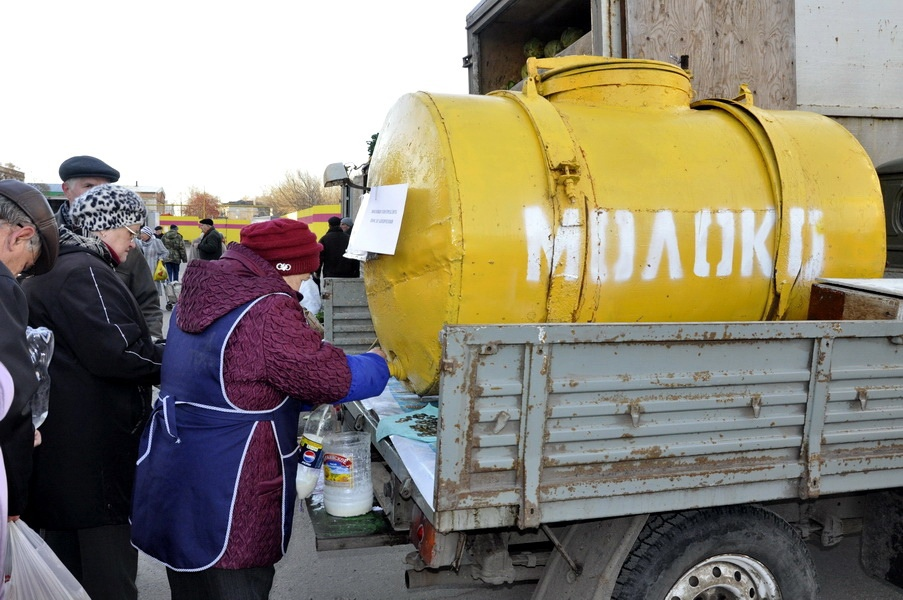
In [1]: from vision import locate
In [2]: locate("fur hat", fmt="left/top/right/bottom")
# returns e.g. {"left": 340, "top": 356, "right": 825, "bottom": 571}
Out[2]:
{"left": 58, "top": 155, "right": 120, "bottom": 182}
{"left": 70, "top": 184, "right": 147, "bottom": 233}
{"left": 0, "top": 180, "right": 59, "bottom": 275}
{"left": 241, "top": 218, "right": 322, "bottom": 275}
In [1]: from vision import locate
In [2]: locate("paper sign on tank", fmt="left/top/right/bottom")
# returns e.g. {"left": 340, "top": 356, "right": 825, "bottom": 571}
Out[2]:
{"left": 346, "top": 184, "right": 408, "bottom": 256}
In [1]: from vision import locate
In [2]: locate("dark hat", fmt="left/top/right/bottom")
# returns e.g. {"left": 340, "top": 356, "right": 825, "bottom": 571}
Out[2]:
{"left": 199, "top": 218, "right": 214, "bottom": 226}
{"left": 0, "top": 180, "right": 59, "bottom": 275}
{"left": 71, "top": 184, "right": 146, "bottom": 233}
{"left": 169, "top": 225, "right": 178, "bottom": 230}
{"left": 58, "top": 155, "right": 120, "bottom": 183}
{"left": 328, "top": 216, "right": 341, "bottom": 227}
{"left": 241, "top": 218, "right": 322, "bottom": 275}
{"left": 154, "top": 225, "right": 163, "bottom": 231}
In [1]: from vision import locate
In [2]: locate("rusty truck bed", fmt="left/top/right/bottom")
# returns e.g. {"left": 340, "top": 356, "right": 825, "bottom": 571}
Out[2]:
{"left": 352, "top": 319, "right": 903, "bottom": 534}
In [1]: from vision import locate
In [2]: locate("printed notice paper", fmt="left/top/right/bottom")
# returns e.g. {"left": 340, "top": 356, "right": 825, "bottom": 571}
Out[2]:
{"left": 346, "top": 184, "right": 408, "bottom": 256}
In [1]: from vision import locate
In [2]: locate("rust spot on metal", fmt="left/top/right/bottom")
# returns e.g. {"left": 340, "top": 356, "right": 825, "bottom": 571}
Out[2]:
{"left": 630, "top": 445, "right": 663, "bottom": 459}
{"left": 440, "top": 358, "right": 462, "bottom": 373}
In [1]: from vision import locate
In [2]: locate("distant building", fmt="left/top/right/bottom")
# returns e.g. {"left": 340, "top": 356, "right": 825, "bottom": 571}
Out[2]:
{"left": 221, "top": 199, "right": 272, "bottom": 221}
{"left": 0, "top": 165, "right": 25, "bottom": 181}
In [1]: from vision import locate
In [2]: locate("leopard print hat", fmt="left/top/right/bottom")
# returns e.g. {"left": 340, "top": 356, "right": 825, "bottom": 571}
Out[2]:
{"left": 71, "top": 183, "right": 147, "bottom": 233}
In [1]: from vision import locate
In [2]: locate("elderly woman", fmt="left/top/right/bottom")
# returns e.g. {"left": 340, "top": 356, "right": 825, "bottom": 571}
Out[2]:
{"left": 131, "top": 218, "right": 389, "bottom": 600}
{"left": 21, "top": 183, "right": 163, "bottom": 600}
{"left": 137, "top": 225, "right": 168, "bottom": 308}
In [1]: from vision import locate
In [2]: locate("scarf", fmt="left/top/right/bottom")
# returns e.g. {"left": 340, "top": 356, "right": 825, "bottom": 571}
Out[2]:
{"left": 58, "top": 226, "right": 116, "bottom": 267}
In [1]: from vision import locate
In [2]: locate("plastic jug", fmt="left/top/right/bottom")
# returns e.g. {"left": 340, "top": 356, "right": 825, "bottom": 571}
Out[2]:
{"left": 323, "top": 432, "right": 373, "bottom": 517}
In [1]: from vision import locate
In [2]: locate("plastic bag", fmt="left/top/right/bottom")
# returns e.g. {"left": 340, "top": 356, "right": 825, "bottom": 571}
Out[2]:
{"left": 25, "top": 327, "right": 54, "bottom": 429}
{"left": 299, "top": 277, "right": 321, "bottom": 314}
{"left": 153, "top": 259, "right": 168, "bottom": 282}
{"left": 6, "top": 519, "right": 90, "bottom": 599}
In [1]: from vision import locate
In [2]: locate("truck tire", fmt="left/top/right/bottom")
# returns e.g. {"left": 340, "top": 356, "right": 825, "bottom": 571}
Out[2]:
{"left": 612, "top": 505, "right": 818, "bottom": 599}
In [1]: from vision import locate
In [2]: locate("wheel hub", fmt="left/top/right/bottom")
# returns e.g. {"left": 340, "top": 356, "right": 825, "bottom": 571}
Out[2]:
{"left": 666, "top": 554, "right": 782, "bottom": 600}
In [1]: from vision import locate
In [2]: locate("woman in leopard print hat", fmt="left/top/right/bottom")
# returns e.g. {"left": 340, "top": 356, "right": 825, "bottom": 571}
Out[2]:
{"left": 20, "top": 183, "right": 162, "bottom": 600}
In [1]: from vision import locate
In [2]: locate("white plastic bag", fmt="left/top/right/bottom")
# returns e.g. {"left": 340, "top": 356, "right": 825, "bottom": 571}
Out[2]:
{"left": 6, "top": 520, "right": 90, "bottom": 600}
{"left": 299, "top": 277, "right": 322, "bottom": 314}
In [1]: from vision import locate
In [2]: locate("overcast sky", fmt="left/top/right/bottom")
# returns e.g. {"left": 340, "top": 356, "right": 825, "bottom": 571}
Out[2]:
{"left": 4, "top": 0, "right": 478, "bottom": 204}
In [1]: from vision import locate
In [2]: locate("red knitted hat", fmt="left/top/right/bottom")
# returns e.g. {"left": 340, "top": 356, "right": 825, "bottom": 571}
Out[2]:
{"left": 240, "top": 218, "right": 322, "bottom": 275}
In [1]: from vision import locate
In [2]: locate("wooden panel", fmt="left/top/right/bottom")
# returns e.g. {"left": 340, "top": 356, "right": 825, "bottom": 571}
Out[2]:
{"left": 625, "top": 0, "right": 795, "bottom": 109}
{"left": 796, "top": 0, "right": 903, "bottom": 118}
{"left": 808, "top": 282, "right": 903, "bottom": 321}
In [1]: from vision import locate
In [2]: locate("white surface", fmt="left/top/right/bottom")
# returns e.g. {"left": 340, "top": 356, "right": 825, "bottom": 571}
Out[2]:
{"left": 817, "top": 277, "right": 903, "bottom": 298}
{"left": 360, "top": 386, "right": 437, "bottom": 511}
{"left": 348, "top": 184, "right": 409, "bottom": 256}
{"left": 796, "top": 0, "right": 903, "bottom": 117}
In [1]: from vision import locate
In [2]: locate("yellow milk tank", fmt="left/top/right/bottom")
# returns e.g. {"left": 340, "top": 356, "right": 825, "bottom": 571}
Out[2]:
{"left": 365, "top": 56, "right": 885, "bottom": 395}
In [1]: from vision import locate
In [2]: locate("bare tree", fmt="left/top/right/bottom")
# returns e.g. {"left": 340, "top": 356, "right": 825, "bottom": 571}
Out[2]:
{"left": 256, "top": 170, "right": 340, "bottom": 216}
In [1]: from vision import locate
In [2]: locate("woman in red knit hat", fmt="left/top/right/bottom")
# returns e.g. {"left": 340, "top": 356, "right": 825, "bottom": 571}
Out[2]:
{"left": 131, "top": 218, "right": 389, "bottom": 599}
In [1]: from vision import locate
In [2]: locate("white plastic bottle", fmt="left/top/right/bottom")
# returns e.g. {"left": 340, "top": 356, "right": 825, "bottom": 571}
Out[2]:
{"left": 295, "top": 404, "right": 338, "bottom": 499}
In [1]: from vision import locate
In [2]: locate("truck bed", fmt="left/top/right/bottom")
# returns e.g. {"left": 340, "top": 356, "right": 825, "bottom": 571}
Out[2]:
{"left": 352, "top": 319, "right": 903, "bottom": 534}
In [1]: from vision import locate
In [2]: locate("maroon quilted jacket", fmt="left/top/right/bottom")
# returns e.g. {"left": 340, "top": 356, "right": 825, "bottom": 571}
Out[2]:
{"left": 175, "top": 243, "right": 351, "bottom": 568}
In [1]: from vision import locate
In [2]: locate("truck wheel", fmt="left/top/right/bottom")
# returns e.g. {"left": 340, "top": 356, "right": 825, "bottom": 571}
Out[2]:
{"left": 612, "top": 506, "right": 818, "bottom": 599}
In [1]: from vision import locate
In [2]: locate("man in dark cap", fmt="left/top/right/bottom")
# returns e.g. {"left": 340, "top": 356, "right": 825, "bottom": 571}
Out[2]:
{"left": 318, "top": 215, "right": 359, "bottom": 278}
{"left": 56, "top": 156, "right": 163, "bottom": 340}
{"left": 58, "top": 155, "right": 120, "bottom": 200}
{"left": 196, "top": 218, "right": 224, "bottom": 260}
{"left": 0, "top": 180, "right": 58, "bottom": 542}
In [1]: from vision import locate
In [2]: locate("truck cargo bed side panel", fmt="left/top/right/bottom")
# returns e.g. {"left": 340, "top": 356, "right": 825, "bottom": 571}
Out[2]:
{"left": 431, "top": 321, "right": 903, "bottom": 532}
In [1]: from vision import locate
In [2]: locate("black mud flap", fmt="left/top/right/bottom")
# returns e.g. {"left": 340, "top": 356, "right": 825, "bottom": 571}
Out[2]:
{"left": 861, "top": 489, "right": 903, "bottom": 589}
{"left": 305, "top": 497, "right": 409, "bottom": 551}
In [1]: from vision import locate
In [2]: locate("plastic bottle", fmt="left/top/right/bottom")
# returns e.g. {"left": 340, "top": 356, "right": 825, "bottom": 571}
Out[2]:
{"left": 296, "top": 404, "right": 338, "bottom": 499}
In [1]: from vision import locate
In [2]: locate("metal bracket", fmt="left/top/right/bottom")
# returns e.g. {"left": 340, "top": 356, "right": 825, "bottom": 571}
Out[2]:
{"left": 629, "top": 403, "right": 642, "bottom": 428}
{"left": 553, "top": 162, "right": 581, "bottom": 203}
{"left": 750, "top": 396, "right": 762, "bottom": 418}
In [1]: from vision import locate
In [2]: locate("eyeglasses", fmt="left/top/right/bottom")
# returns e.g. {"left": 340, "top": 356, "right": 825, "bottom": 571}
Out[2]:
{"left": 123, "top": 225, "right": 141, "bottom": 240}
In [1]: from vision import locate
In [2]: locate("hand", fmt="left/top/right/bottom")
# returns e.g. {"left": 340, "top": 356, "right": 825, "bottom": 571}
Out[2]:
{"left": 34, "top": 429, "right": 41, "bottom": 447}
{"left": 368, "top": 347, "right": 387, "bottom": 360}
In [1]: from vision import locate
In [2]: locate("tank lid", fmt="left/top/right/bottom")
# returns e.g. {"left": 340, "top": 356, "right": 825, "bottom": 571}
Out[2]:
{"left": 530, "top": 56, "right": 694, "bottom": 108}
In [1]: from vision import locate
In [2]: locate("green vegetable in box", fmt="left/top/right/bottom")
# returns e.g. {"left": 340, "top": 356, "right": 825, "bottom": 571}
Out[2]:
{"left": 544, "top": 39, "right": 563, "bottom": 58}
{"left": 523, "top": 37, "right": 544, "bottom": 58}
{"left": 560, "top": 27, "right": 585, "bottom": 48}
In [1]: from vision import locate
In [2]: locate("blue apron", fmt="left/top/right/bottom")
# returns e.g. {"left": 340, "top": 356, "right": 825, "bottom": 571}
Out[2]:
{"left": 131, "top": 296, "right": 301, "bottom": 571}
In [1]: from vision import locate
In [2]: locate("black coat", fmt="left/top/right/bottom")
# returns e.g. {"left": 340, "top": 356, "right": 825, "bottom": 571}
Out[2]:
{"left": 319, "top": 226, "right": 359, "bottom": 278}
{"left": 0, "top": 263, "right": 37, "bottom": 516}
{"left": 115, "top": 243, "right": 164, "bottom": 339}
{"left": 22, "top": 243, "right": 163, "bottom": 529}
{"left": 197, "top": 227, "right": 224, "bottom": 260}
